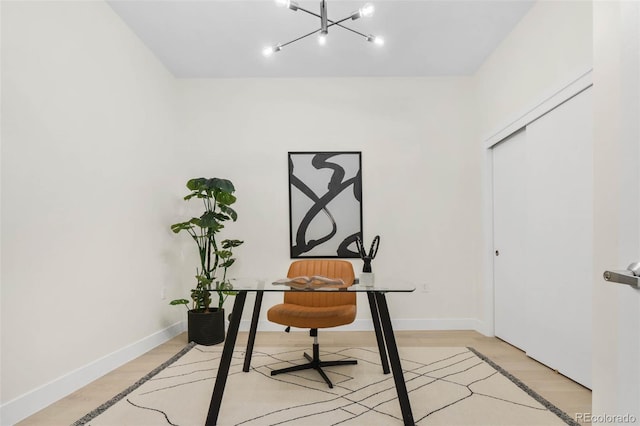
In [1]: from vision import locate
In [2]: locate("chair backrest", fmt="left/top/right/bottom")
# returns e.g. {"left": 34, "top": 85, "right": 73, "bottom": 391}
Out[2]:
{"left": 284, "top": 259, "right": 356, "bottom": 308}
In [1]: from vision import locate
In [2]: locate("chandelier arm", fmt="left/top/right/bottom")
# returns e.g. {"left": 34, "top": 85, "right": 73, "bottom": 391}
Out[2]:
{"left": 329, "top": 21, "right": 370, "bottom": 39}
{"left": 294, "top": 6, "right": 357, "bottom": 29}
{"left": 279, "top": 28, "right": 323, "bottom": 49}
{"left": 294, "top": 5, "right": 323, "bottom": 19}
{"left": 327, "top": 15, "right": 355, "bottom": 27}
{"left": 291, "top": 10, "right": 370, "bottom": 39}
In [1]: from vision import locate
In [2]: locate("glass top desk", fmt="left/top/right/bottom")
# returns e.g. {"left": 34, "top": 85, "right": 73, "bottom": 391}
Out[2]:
{"left": 206, "top": 278, "right": 416, "bottom": 426}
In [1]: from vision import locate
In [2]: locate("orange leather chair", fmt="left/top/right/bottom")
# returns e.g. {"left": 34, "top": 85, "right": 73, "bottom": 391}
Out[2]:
{"left": 267, "top": 259, "right": 357, "bottom": 388}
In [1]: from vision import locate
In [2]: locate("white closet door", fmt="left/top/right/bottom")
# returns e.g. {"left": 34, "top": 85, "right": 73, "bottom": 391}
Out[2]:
{"left": 493, "top": 129, "right": 529, "bottom": 350}
{"left": 524, "top": 88, "right": 593, "bottom": 388}
{"left": 492, "top": 88, "right": 593, "bottom": 388}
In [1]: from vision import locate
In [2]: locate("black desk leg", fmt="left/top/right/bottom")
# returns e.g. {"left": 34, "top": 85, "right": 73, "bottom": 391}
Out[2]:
{"left": 367, "top": 292, "right": 390, "bottom": 374}
{"left": 243, "top": 290, "right": 263, "bottom": 372}
{"left": 374, "top": 292, "right": 415, "bottom": 426}
{"left": 206, "top": 291, "right": 247, "bottom": 426}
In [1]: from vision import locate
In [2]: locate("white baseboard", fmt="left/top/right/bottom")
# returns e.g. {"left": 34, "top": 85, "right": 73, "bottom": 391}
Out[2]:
{"left": 473, "top": 320, "right": 494, "bottom": 337}
{"left": 0, "top": 321, "right": 186, "bottom": 426}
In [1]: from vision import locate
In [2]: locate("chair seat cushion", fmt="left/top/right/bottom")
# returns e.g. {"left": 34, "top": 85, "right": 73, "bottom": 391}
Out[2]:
{"left": 267, "top": 303, "right": 356, "bottom": 329}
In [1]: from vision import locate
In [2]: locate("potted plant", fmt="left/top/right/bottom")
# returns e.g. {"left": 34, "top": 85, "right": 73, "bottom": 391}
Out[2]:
{"left": 169, "top": 177, "right": 243, "bottom": 345}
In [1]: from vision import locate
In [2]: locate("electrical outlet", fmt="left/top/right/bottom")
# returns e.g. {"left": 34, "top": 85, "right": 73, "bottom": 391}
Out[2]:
{"left": 160, "top": 286, "right": 167, "bottom": 300}
{"left": 421, "top": 283, "right": 430, "bottom": 293}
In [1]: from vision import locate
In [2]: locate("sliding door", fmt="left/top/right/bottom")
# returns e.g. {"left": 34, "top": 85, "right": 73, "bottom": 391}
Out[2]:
{"left": 524, "top": 88, "right": 593, "bottom": 388}
{"left": 492, "top": 88, "right": 593, "bottom": 388}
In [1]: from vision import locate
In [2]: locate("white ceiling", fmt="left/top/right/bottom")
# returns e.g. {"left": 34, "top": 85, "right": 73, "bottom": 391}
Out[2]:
{"left": 107, "top": 0, "right": 534, "bottom": 78}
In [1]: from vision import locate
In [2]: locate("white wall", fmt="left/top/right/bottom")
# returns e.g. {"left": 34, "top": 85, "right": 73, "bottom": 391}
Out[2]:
{"left": 475, "top": 0, "right": 593, "bottom": 139}
{"left": 1, "top": 1, "right": 182, "bottom": 423}
{"left": 173, "top": 77, "right": 483, "bottom": 329}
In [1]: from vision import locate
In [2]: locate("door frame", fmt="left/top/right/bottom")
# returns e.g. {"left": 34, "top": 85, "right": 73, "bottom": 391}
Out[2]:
{"left": 480, "top": 69, "right": 593, "bottom": 336}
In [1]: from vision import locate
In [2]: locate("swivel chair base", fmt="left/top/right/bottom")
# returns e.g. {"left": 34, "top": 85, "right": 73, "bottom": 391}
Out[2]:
{"left": 270, "top": 331, "right": 357, "bottom": 389}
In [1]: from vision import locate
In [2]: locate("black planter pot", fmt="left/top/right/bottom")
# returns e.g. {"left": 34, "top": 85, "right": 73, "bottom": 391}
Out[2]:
{"left": 188, "top": 308, "right": 225, "bottom": 346}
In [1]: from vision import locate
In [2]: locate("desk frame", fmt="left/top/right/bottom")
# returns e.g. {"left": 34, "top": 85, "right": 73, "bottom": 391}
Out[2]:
{"left": 205, "top": 289, "right": 415, "bottom": 426}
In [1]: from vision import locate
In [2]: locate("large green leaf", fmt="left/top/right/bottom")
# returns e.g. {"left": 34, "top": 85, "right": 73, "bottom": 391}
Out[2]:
{"left": 216, "top": 249, "right": 233, "bottom": 259}
{"left": 215, "top": 191, "right": 237, "bottom": 206}
{"left": 219, "top": 205, "right": 237, "bottom": 221}
{"left": 212, "top": 212, "right": 231, "bottom": 222}
{"left": 169, "top": 299, "right": 189, "bottom": 306}
{"left": 208, "top": 178, "right": 235, "bottom": 194}
{"left": 218, "top": 280, "right": 237, "bottom": 297}
{"left": 170, "top": 222, "right": 193, "bottom": 233}
{"left": 198, "top": 212, "right": 223, "bottom": 230}
{"left": 195, "top": 274, "right": 213, "bottom": 287}
{"left": 221, "top": 239, "right": 243, "bottom": 248}
{"left": 219, "top": 258, "right": 235, "bottom": 268}
{"left": 185, "top": 178, "right": 235, "bottom": 200}
{"left": 217, "top": 280, "right": 234, "bottom": 291}
{"left": 186, "top": 178, "right": 208, "bottom": 191}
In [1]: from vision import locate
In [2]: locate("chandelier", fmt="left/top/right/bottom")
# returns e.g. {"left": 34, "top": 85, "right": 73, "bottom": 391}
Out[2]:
{"left": 263, "top": 0, "right": 384, "bottom": 56}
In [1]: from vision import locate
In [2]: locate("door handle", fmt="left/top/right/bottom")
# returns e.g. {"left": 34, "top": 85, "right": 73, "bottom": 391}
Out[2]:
{"left": 603, "top": 262, "right": 640, "bottom": 289}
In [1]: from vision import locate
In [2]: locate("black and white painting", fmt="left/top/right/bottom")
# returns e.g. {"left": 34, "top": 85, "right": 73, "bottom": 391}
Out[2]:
{"left": 289, "top": 152, "right": 362, "bottom": 258}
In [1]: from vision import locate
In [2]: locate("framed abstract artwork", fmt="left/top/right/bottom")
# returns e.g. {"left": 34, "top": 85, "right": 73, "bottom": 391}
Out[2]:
{"left": 288, "top": 151, "right": 363, "bottom": 258}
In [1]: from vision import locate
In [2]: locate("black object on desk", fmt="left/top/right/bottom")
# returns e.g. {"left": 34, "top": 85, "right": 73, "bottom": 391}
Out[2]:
{"left": 355, "top": 235, "right": 380, "bottom": 273}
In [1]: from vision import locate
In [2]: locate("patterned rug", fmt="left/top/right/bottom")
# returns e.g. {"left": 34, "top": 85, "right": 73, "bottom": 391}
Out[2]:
{"left": 74, "top": 344, "right": 578, "bottom": 426}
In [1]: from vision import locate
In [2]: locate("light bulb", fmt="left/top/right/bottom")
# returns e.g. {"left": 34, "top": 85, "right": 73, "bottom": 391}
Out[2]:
{"left": 263, "top": 45, "right": 282, "bottom": 56}
{"left": 318, "top": 33, "right": 327, "bottom": 46}
{"left": 359, "top": 3, "right": 375, "bottom": 18}
{"left": 366, "top": 35, "right": 384, "bottom": 46}
{"left": 276, "top": 0, "right": 298, "bottom": 11}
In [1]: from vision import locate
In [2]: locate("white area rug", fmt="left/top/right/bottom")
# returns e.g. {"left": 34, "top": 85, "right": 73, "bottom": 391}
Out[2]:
{"left": 75, "top": 344, "right": 578, "bottom": 426}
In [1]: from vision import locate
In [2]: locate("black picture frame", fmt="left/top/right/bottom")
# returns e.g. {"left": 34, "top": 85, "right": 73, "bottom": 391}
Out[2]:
{"left": 288, "top": 151, "right": 363, "bottom": 258}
